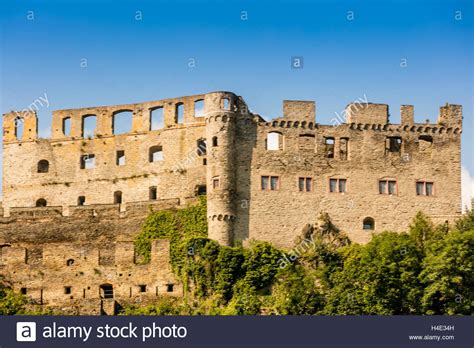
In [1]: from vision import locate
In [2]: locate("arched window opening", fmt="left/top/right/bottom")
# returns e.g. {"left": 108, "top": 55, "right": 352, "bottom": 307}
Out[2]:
{"left": 149, "top": 146, "right": 163, "bottom": 162}
{"left": 212, "top": 136, "right": 218, "bottom": 147}
{"left": 175, "top": 103, "right": 184, "bottom": 124}
{"left": 81, "top": 115, "right": 96, "bottom": 138}
{"left": 363, "top": 217, "right": 375, "bottom": 230}
{"left": 266, "top": 132, "right": 282, "bottom": 150}
{"left": 62, "top": 117, "right": 71, "bottom": 136}
{"left": 112, "top": 110, "right": 133, "bottom": 135}
{"left": 114, "top": 191, "right": 122, "bottom": 204}
{"left": 36, "top": 198, "right": 47, "bottom": 207}
{"left": 100, "top": 284, "right": 114, "bottom": 299}
{"left": 150, "top": 107, "right": 164, "bottom": 130}
{"left": 194, "top": 99, "right": 205, "bottom": 117}
{"left": 221, "top": 98, "right": 230, "bottom": 110}
{"left": 197, "top": 138, "right": 207, "bottom": 156}
{"left": 15, "top": 117, "right": 24, "bottom": 141}
{"left": 37, "top": 160, "right": 49, "bottom": 173}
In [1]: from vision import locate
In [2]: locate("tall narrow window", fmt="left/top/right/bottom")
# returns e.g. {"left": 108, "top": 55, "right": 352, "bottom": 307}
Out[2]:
{"left": 149, "top": 186, "right": 157, "bottom": 200}
{"left": 212, "top": 136, "right": 218, "bottom": 147}
{"left": 82, "top": 115, "right": 96, "bottom": 138}
{"left": 329, "top": 178, "right": 346, "bottom": 193}
{"left": 176, "top": 103, "right": 184, "bottom": 124}
{"left": 261, "top": 176, "right": 279, "bottom": 191}
{"left": 150, "top": 107, "right": 164, "bottom": 130}
{"left": 15, "top": 117, "right": 24, "bottom": 141}
{"left": 340, "top": 138, "right": 349, "bottom": 160}
{"left": 62, "top": 117, "right": 71, "bottom": 136}
{"left": 112, "top": 110, "right": 133, "bottom": 135}
{"left": 116, "top": 150, "right": 125, "bottom": 166}
{"left": 325, "top": 137, "right": 335, "bottom": 158}
{"left": 213, "top": 177, "right": 220, "bottom": 189}
{"left": 266, "top": 132, "right": 282, "bottom": 150}
{"left": 149, "top": 146, "right": 163, "bottom": 162}
{"left": 37, "top": 160, "right": 49, "bottom": 173}
{"left": 298, "top": 177, "right": 312, "bottom": 192}
{"left": 197, "top": 139, "right": 207, "bottom": 156}
{"left": 114, "top": 191, "right": 122, "bottom": 204}
{"left": 194, "top": 99, "right": 205, "bottom": 117}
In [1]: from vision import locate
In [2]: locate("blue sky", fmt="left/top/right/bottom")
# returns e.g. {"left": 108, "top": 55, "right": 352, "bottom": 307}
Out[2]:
{"left": 0, "top": 0, "right": 473, "bottom": 204}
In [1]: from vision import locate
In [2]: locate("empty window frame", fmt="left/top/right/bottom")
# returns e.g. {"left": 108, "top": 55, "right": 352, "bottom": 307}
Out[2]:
{"left": 149, "top": 146, "right": 163, "bottom": 162}
{"left": 298, "top": 177, "right": 312, "bottom": 192}
{"left": 149, "top": 186, "right": 157, "bottom": 200}
{"left": 329, "top": 178, "right": 347, "bottom": 193}
{"left": 325, "top": 137, "right": 335, "bottom": 158}
{"left": 212, "top": 177, "right": 220, "bottom": 189}
{"left": 197, "top": 139, "right": 207, "bottom": 156}
{"left": 36, "top": 198, "right": 47, "bottom": 207}
{"left": 166, "top": 284, "right": 174, "bottom": 292}
{"left": 15, "top": 117, "right": 24, "bottom": 141}
{"left": 80, "top": 154, "right": 96, "bottom": 169}
{"left": 298, "top": 134, "right": 315, "bottom": 150}
{"left": 175, "top": 103, "right": 184, "bottom": 124}
{"left": 62, "top": 117, "right": 71, "bottom": 136}
{"left": 261, "top": 176, "right": 280, "bottom": 191}
{"left": 150, "top": 107, "right": 164, "bottom": 130}
{"left": 416, "top": 181, "right": 434, "bottom": 196}
{"left": 197, "top": 185, "right": 207, "bottom": 196}
{"left": 116, "top": 150, "right": 125, "bottom": 166}
{"left": 221, "top": 98, "right": 230, "bottom": 110}
{"left": 112, "top": 110, "right": 133, "bottom": 135}
{"left": 212, "top": 136, "right": 218, "bottom": 147}
{"left": 77, "top": 196, "right": 86, "bottom": 206}
{"left": 81, "top": 115, "right": 96, "bottom": 138}
{"left": 266, "top": 132, "right": 283, "bottom": 151}
{"left": 379, "top": 179, "right": 397, "bottom": 195}
{"left": 139, "top": 285, "right": 147, "bottom": 293}
{"left": 194, "top": 99, "right": 205, "bottom": 117}
{"left": 114, "top": 191, "right": 123, "bottom": 204}
{"left": 340, "top": 137, "right": 349, "bottom": 160}
{"left": 37, "top": 160, "right": 49, "bottom": 173}
{"left": 363, "top": 217, "right": 375, "bottom": 230}
{"left": 386, "top": 137, "right": 402, "bottom": 153}
{"left": 64, "top": 286, "right": 72, "bottom": 295}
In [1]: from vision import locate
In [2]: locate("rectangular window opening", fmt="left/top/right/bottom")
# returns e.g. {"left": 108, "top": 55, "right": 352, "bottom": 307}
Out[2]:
{"left": 80, "top": 154, "right": 95, "bottom": 169}
{"left": 116, "top": 150, "right": 125, "bottom": 166}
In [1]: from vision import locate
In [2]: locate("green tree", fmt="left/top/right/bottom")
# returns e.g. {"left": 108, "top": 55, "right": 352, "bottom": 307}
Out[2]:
{"left": 419, "top": 229, "right": 474, "bottom": 315}
{"left": 0, "top": 288, "right": 26, "bottom": 315}
{"left": 323, "top": 232, "right": 423, "bottom": 315}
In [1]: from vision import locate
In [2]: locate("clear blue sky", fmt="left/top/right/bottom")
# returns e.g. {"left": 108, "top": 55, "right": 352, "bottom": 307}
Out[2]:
{"left": 0, "top": 0, "right": 473, "bottom": 194}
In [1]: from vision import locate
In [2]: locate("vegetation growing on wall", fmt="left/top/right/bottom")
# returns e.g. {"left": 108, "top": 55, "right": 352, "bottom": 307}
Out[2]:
{"left": 1, "top": 199, "right": 472, "bottom": 316}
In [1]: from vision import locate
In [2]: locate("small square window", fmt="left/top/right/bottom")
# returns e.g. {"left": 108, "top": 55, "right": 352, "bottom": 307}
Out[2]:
{"left": 330, "top": 178, "right": 346, "bottom": 193}
{"left": 139, "top": 285, "right": 147, "bottom": 293}
{"left": 166, "top": 284, "right": 174, "bottom": 293}
{"left": 20, "top": 287, "right": 27, "bottom": 295}
{"left": 64, "top": 286, "right": 72, "bottom": 295}
{"left": 80, "top": 154, "right": 95, "bottom": 169}
{"left": 417, "top": 181, "right": 434, "bottom": 196}
{"left": 379, "top": 180, "right": 397, "bottom": 195}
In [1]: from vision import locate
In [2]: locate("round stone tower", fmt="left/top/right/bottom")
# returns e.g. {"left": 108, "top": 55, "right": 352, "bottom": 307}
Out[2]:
{"left": 204, "top": 91, "right": 240, "bottom": 246}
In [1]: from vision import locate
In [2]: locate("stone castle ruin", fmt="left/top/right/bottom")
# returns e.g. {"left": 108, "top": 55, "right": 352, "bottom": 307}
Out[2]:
{"left": 0, "top": 91, "right": 462, "bottom": 313}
